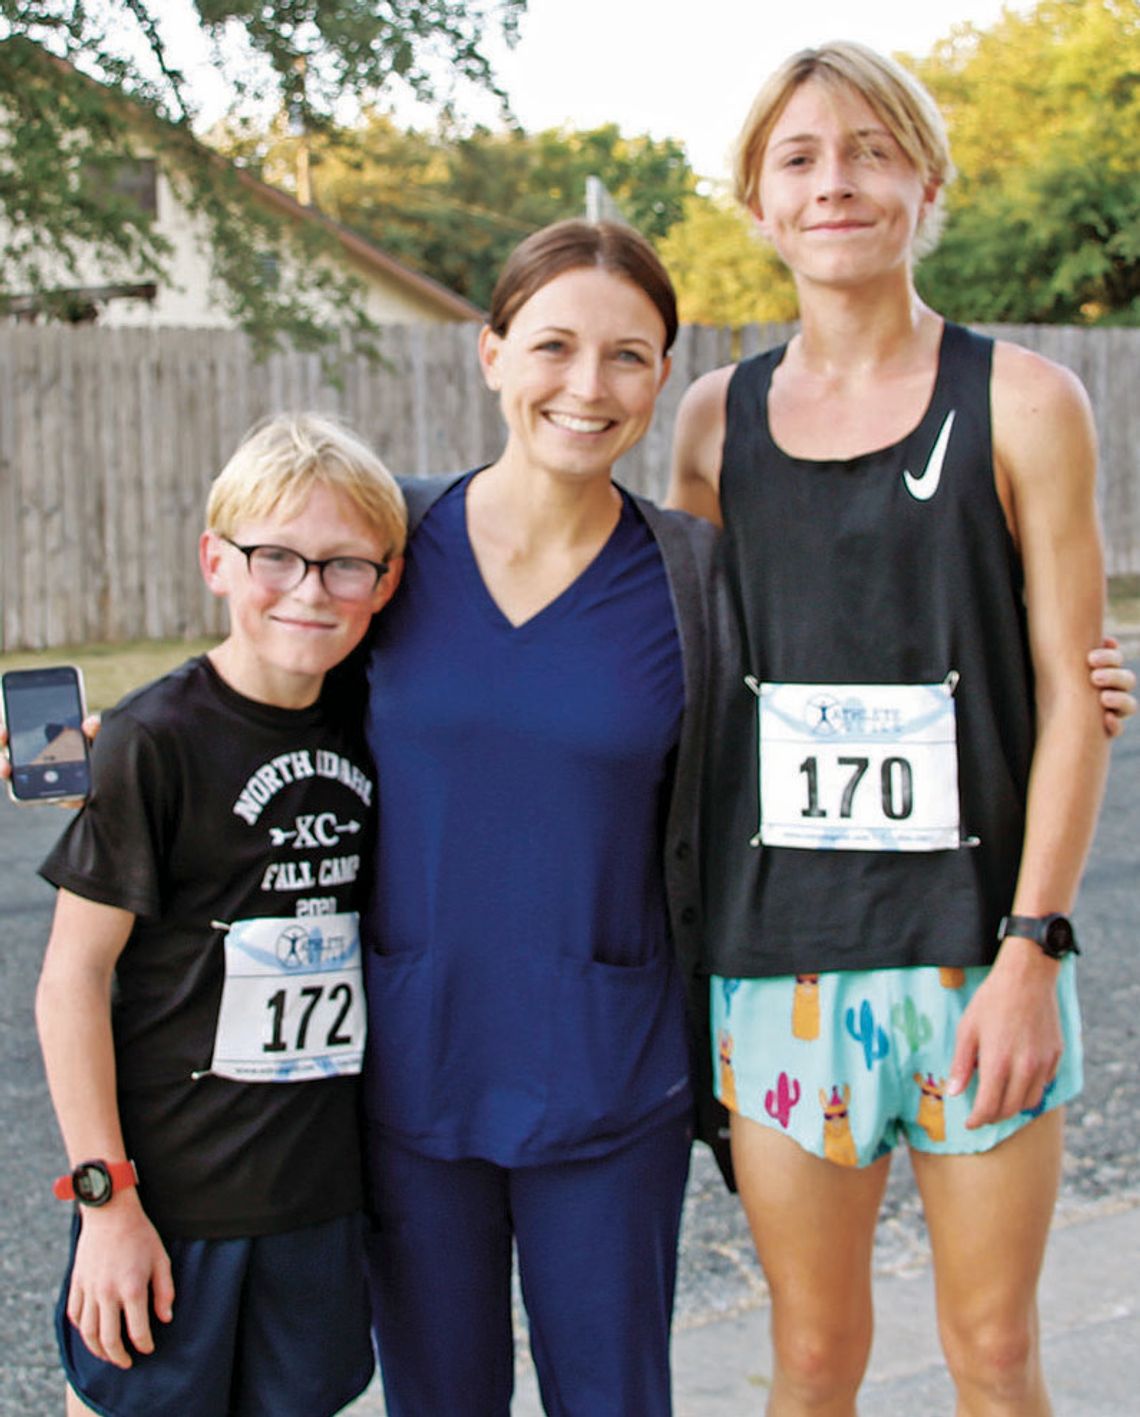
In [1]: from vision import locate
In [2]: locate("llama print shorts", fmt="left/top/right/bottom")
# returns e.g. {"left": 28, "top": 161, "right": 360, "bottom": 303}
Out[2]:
{"left": 710, "top": 958, "right": 1082, "bottom": 1168}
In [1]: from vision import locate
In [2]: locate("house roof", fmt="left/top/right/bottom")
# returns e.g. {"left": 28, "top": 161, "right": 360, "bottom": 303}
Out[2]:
{"left": 3, "top": 38, "right": 485, "bottom": 323}
{"left": 236, "top": 169, "right": 483, "bottom": 322}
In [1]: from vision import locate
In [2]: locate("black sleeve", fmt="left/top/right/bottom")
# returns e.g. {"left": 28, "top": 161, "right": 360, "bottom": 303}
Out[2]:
{"left": 38, "top": 709, "right": 173, "bottom": 918}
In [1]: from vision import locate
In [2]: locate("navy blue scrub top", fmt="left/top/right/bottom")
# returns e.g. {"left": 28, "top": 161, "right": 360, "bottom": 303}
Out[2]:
{"left": 361, "top": 474, "right": 692, "bottom": 1165}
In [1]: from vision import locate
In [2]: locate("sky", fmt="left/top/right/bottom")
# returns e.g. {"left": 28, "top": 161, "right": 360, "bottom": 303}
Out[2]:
{"left": 472, "top": 0, "right": 1025, "bottom": 179}
{"left": 171, "top": 0, "right": 1030, "bottom": 182}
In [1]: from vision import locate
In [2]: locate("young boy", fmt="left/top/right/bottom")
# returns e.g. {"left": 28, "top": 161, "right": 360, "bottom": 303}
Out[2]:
{"left": 35, "top": 412, "right": 404, "bottom": 1417}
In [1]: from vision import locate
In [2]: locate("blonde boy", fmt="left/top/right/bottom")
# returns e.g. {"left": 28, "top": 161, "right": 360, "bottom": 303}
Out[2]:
{"left": 36, "top": 413, "right": 403, "bottom": 1417}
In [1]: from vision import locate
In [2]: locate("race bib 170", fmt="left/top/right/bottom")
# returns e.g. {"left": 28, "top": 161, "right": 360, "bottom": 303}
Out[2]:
{"left": 208, "top": 913, "right": 365, "bottom": 1081}
{"left": 751, "top": 677, "right": 962, "bottom": 852}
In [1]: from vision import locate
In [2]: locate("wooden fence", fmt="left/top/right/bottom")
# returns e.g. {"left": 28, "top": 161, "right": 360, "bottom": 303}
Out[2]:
{"left": 1, "top": 321, "right": 1137, "bottom": 649}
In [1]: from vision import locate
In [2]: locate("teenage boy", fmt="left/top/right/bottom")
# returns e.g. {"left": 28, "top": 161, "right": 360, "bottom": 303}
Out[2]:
{"left": 35, "top": 412, "right": 404, "bottom": 1417}
{"left": 669, "top": 40, "right": 1121, "bottom": 1417}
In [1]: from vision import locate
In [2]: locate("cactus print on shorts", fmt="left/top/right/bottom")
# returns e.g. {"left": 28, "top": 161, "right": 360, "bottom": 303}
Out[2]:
{"left": 711, "top": 959, "right": 1082, "bottom": 1168}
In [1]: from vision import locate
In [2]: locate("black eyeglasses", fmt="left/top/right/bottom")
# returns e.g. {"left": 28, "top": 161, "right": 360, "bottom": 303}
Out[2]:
{"left": 222, "top": 537, "right": 390, "bottom": 602}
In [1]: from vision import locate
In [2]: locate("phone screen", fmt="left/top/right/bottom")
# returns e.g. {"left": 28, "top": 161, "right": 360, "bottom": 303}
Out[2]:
{"left": 1, "top": 666, "right": 91, "bottom": 802}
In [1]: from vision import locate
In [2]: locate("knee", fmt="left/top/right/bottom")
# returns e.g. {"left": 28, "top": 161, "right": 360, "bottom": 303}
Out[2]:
{"left": 941, "top": 1312, "right": 1039, "bottom": 1403}
{"left": 772, "top": 1321, "right": 870, "bottom": 1409}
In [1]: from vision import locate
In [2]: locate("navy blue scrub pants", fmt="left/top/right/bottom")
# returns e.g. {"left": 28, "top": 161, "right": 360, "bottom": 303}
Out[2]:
{"left": 363, "top": 1111, "right": 692, "bottom": 1417}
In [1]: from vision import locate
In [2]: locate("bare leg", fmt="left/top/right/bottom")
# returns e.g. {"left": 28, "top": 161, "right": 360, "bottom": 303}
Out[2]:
{"left": 66, "top": 1385, "right": 93, "bottom": 1415}
{"left": 910, "top": 1109, "right": 1064, "bottom": 1416}
{"left": 732, "top": 1114, "right": 891, "bottom": 1415}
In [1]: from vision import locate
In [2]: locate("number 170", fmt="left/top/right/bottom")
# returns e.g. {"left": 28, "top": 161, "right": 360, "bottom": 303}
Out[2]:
{"left": 799, "top": 755, "right": 914, "bottom": 820}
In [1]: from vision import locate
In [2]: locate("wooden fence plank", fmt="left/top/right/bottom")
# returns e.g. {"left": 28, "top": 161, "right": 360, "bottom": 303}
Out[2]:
{"left": 0, "top": 332, "right": 18, "bottom": 646}
{"left": 1, "top": 322, "right": 1137, "bottom": 648}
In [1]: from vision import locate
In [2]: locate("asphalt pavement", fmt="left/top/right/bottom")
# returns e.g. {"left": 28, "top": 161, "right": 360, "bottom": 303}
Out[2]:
{"left": 3, "top": 658, "right": 1138, "bottom": 1415}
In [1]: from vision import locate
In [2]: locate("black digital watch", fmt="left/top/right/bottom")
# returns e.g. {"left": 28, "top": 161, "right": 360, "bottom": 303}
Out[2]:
{"left": 997, "top": 913, "right": 1079, "bottom": 960}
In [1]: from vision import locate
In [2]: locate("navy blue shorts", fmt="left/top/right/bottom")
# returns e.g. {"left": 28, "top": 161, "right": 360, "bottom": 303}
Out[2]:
{"left": 57, "top": 1211, "right": 375, "bottom": 1417}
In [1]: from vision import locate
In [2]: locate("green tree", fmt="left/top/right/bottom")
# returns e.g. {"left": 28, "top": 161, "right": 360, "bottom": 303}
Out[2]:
{"left": 0, "top": 2, "right": 525, "bottom": 351}
{"left": 657, "top": 190, "right": 798, "bottom": 327}
{"left": 229, "top": 115, "right": 698, "bottom": 309}
{"left": 912, "top": 0, "right": 1140, "bottom": 323}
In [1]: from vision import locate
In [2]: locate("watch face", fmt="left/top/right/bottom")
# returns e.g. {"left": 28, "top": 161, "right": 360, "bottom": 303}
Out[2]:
{"left": 1044, "top": 917, "right": 1075, "bottom": 956}
{"left": 73, "top": 1162, "right": 113, "bottom": 1206}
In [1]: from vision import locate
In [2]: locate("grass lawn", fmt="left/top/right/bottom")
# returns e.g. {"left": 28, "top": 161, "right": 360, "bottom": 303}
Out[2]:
{"left": 0, "top": 639, "right": 219, "bottom": 712}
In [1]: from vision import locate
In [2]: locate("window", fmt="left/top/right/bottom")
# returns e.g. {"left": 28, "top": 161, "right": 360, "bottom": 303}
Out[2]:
{"left": 111, "top": 158, "right": 158, "bottom": 215}
{"left": 82, "top": 158, "right": 159, "bottom": 216}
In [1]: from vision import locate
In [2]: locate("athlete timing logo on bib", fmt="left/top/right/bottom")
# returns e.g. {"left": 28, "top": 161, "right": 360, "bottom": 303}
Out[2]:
{"left": 748, "top": 674, "right": 963, "bottom": 853}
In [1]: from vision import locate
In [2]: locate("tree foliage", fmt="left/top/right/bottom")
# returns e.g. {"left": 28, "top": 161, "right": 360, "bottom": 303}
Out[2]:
{"left": 0, "top": 2, "right": 524, "bottom": 350}
{"left": 223, "top": 114, "right": 697, "bottom": 310}
{"left": 657, "top": 191, "right": 798, "bottom": 327}
{"left": 913, "top": 0, "right": 1139, "bottom": 323}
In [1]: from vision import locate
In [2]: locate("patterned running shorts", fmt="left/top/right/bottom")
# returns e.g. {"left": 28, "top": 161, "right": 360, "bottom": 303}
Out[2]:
{"left": 711, "top": 959, "right": 1081, "bottom": 1167}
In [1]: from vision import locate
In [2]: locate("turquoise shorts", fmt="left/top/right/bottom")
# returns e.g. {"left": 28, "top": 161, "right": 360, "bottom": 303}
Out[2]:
{"left": 711, "top": 960, "right": 1082, "bottom": 1168}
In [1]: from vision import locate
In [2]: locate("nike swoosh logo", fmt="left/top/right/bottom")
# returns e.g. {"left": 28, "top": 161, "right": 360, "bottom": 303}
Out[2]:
{"left": 903, "top": 410, "right": 955, "bottom": 502}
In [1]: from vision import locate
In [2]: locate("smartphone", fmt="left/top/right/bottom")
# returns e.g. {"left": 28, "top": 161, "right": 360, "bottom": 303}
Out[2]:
{"left": 0, "top": 665, "right": 91, "bottom": 803}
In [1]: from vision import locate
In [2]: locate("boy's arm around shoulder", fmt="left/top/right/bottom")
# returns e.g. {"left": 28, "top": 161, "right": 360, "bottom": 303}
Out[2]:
{"left": 949, "top": 343, "right": 1110, "bottom": 1126}
{"left": 36, "top": 890, "right": 174, "bottom": 1369}
{"left": 665, "top": 365, "right": 735, "bottom": 525}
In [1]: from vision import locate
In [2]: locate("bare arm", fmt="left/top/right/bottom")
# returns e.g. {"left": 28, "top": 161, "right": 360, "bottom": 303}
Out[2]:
{"left": 36, "top": 890, "right": 174, "bottom": 1366}
{"left": 949, "top": 344, "right": 1110, "bottom": 1125}
{"left": 664, "top": 365, "right": 734, "bottom": 524}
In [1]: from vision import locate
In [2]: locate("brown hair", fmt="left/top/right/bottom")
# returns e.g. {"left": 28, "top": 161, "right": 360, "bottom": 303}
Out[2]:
{"left": 488, "top": 220, "right": 678, "bottom": 352}
{"left": 733, "top": 41, "right": 954, "bottom": 257}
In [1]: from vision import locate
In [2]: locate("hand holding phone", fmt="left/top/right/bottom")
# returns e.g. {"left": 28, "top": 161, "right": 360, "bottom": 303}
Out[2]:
{"left": 1, "top": 666, "right": 92, "bottom": 804}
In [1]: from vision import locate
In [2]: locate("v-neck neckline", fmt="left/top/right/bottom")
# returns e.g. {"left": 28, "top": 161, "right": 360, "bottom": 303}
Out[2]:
{"left": 455, "top": 474, "right": 629, "bottom": 633}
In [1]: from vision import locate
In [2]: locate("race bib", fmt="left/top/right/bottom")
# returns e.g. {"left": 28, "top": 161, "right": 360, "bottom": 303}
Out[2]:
{"left": 751, "top": 678, "right": 961, "bottom": 852}
{"left": 209, "top": 913, "right": 365, "bottom": 1081}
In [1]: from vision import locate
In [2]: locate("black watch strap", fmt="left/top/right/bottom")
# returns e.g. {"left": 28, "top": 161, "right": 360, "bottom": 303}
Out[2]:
{"left": 997, "top": 913, "right": 1080, "bottom": 959}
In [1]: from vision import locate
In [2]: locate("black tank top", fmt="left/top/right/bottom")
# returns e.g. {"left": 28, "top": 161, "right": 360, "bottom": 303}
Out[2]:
{"left": 703, "top": 322, "right": 1034, "bottom": 976}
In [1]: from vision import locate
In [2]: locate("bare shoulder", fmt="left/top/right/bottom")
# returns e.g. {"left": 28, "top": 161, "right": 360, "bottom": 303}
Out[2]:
{"left": 667, "top": 364, "right": 736, "bottom": 520}
{"left": 679, "top": 362, "right": 737, "bottom": 415}
{"left": 992, "top": 339, "right": 1095, "bottom": 442}
{"left": 992, "top": 339, "right": 1098, "bottom": 491}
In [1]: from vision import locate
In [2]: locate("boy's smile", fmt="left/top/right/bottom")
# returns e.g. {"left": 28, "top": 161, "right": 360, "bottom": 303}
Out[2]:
{"left": 201, "top": 483, "right": 402, "bottom": 708}
{"left": 753, "top": 78, "right": 937, "bottom": 289}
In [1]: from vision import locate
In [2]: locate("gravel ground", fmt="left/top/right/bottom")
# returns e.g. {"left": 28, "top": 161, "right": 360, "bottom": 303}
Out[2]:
{"left": 2, "top": 663, "right": 1137, "bottom": 1412}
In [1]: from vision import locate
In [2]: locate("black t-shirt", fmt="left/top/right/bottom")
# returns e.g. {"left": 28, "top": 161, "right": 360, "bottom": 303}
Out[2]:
{"left": 40, "top": 655, "right": 375, "bottom": 1238}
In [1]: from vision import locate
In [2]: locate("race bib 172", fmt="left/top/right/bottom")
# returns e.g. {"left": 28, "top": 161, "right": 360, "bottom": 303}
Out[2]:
{"left": 208, "top": 913, "right": 365, "bottom": 1081}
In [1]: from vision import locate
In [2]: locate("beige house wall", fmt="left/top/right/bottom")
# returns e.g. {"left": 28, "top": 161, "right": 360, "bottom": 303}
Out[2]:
{"left": 1, "top": 163, "right": 476, "bottom": 328}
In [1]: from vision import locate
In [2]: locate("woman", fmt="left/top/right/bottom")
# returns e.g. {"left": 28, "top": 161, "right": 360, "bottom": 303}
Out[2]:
{"left": 669, "top": 41, "right": 1122, "bottom": 1416}
{"left": 357, "top": 220, "right": 726, "bottom": 1417}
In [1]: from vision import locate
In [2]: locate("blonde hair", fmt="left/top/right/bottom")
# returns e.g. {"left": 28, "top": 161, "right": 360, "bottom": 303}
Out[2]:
{"left": 733, "top": 40, "right": 955, "bottom": 258}
{"left": 206, "top": 412, "right": 406, "bottom": 554}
